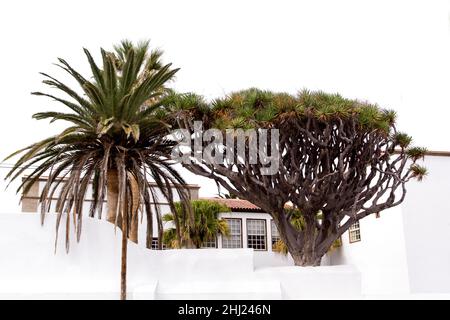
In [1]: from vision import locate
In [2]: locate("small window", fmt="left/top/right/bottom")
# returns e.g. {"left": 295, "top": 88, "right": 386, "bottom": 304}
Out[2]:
{"left": 151, "top": 237, "right": 166, "bottom": 250}
{"left": 222, "top": 219, "right": 242, "bottom": 248}
{"left": 247, "top": 219, "right": 267, "bottom": 251}
{"left": 349, "top": 221, "right": 361, "bottom": 243}
{"left": 271, "top": 220, "right": 281, "bottom": 249}
{"left": 201, "top": 236, "right": 217, "bottom": 248}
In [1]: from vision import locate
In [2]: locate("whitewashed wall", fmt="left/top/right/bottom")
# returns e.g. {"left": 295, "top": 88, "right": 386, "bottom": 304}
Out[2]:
{"left": 331, "top": 155, "right": 450, "bottom": 295}
{"left": 2, "top": 156, "right": 449, "bottom": 296}
{"left": 328, "top": 207, "right": 410, "bottom": 294}
{"left": 400, "top": 155, "right": 450, "bottom": 293}
{"left": 0, "top": 213, "right": 361, "bottom": 300}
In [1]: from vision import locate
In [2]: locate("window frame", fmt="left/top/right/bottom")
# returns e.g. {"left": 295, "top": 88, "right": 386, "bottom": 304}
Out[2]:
{"left": 201, "top": 235, "right": 217, "bottom": 248}
{"left": 222, "top": 218, "right": 243, "bottom": 249}
{"left": 151, "top": 237, "right": 166, "bottom": 250}
{"left": 348, "top": 221, "right": 361, "bottom": 243}
{"left": 246, "top": 218, "right": 268, "bottom": 251}
{"left": 270, "top": 219, "right": 281, "bottom": 250}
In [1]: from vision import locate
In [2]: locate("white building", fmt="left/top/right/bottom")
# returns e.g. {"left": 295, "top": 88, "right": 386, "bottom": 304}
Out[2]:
{"left": 202, "top": 149, "right": 450, "bottom": 296}
{"left": 20, "top": 178, "right": 294, "bottom": 265}
{"left": 330, "top": 151, "right": 450, "bottom": 295}
{"left": 11, "top": 151, "right": 450, "bottom": 296}
{"left": 197, "top": 152, "right": 450, "bottom": 296}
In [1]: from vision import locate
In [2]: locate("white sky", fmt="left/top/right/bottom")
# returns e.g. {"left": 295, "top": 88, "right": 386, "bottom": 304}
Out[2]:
{"left": 0, "top": 0, "right": 449, "bottom": 212}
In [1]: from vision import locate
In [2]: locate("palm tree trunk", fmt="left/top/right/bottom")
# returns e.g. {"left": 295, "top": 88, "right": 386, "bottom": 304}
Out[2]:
{"left": 120, "top": 203, "right": 128, "bottom": 300}
{"left": 120, "top": 175, "right": 129, "bottom": 301}
{"left": 108, "top": 169, "right": 139, "bottom": 243}
{"left": 108, "top": 168, "right": 130, "bottom": 299}
{"left": 107, "top": 169, "right": 122, "bottom": 227}
{"left": 128, "top": 174, "right": 139, "bottom": 243}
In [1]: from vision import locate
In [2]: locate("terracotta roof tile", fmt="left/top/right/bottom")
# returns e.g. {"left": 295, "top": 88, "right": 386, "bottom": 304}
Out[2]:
{"left": 201, "top": 198, "right": 294, "bottom": 212}
{"left": 200, "top": 197, "right": 263, "bottom": 212}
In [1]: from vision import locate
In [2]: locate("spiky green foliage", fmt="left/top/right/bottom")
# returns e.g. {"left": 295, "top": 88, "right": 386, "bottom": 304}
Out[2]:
{"left": 5, "top": 40, "right": 188, "bottom": 241}
{"left": 164, "top": 88, "right": 397, "bottom": 133}
{"left": 162, "top": 200, "right": 230, "bottom": 248}
{"left": 410, "top": 164, "right": 428, "bottom": 181}
{"left": 4, "top": 41, "right": 192, "bottom": 299}
{"left": 406, "top": 147, "right": 428, "bottom": 161}
{"left": 393, "top": 132, "right": 413, "bottom": 148}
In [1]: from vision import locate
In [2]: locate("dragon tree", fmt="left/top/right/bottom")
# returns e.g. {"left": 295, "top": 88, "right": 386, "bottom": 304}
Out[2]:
{"left": 163, "top": 88, "right": 427, "bottom": 266}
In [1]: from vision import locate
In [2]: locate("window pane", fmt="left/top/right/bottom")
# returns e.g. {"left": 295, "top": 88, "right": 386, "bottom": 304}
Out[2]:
{"left": 247, "top": 220, "right": 267, "bottom": 250}
{"left": 201, "top": 236, "right": 217, "bottom": 248}
{"left": 271, "top": 220, "right": 280, "bottom": 249}
{"left": 349, "top": 221, "right": 361, "bottom": 243}
{"left": 151, "top": 237, "right": 166, "bottom": 250}
{"left": 222, "top": 219, "right": 242, "bottom": 248}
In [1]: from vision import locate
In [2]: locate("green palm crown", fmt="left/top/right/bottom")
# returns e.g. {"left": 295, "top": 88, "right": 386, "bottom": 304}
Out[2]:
{"left": 4, "top": 40, "right": 191, "bottom": 251}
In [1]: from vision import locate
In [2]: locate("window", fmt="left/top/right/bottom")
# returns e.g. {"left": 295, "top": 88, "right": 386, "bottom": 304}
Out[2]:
{"left": 201, "top": 236, "right": 217, "bottom": 248}
{"left": 151, "top": 237, "right": 166, "bottom": 250}
{"left": 271, "top": 220, "right": 281, "bottom": 249}
{"left": 222, "top": 219, "right": 242, "bottom": 248}
{"left": 247, "top": 219, "right": 267, "bottom": 250}
{"left": 349, "top": 221, "right": 361, "bottom": 243}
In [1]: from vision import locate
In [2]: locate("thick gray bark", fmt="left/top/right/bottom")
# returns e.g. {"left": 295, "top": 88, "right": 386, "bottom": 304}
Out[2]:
{"left": 175, "top": 114, "right": 419, "bottom": 267}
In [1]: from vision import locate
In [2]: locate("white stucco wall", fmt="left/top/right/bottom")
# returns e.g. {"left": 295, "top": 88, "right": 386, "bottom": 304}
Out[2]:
{"left": 400, "top": 155, "right": 450, "bottom": 293}
{"left": 0, "top": 213, "right": 361, "bottom": 299}
{"left": 330, "top": 154, "right": 450, "bottom": 295}
{"left": 2, "top": 156, "right": 449, "bottom": 297}
{"left": 329, "top": 208, "right": 410, "bottom": 295}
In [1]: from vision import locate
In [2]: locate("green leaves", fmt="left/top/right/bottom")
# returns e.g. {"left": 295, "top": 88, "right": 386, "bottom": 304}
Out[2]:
{"left": 405, "top": 148, "right": 428, "bottom": 182}
{"left": 168, "top": 88, "right": 396, "bottom": 133}
{"left": 406, "top": 147, "right": 428, "bottom": 161}
{"left": 357, "top": 105, "right": 385, "bottom": 130}
{"left": 393, "top": 132, "right": 413, "bottom": 148}
{"left": 6, "top": 39, "right": 182, "bottom": 191}
{"left": 28, "top": 40, "right": 179, "bottom": 145}
{"left": 382, "top": 109, "right": 397, "bottom": 125}
{"left": 119, "top": 47, "right": 136, "bottom": 95}
{"left": 83, "top": 48, "right": 105, "bottom": 92}
{"left": 2, "top": 40, "right": 194, "bottom": 299}
{"left": 122, "top": 63, "right": 179, "bottom": 121}
{"left": 163, "top": 200, "right": 231, "bottom": 248}
{"left": 410, "top": 164, "right": 428, "bottom": 181}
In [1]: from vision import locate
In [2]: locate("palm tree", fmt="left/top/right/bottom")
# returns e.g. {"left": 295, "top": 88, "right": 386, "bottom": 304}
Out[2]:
{"left": 4, "top": 40, "right": 192, "bottom": 300}
{"left": 163, "top": 200, "right": 230, "bottom": 249}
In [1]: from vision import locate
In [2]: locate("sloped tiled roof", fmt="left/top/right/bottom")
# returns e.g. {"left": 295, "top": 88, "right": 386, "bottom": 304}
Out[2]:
{"left": 201, "top": 197, "right": 264, "bottom": 212}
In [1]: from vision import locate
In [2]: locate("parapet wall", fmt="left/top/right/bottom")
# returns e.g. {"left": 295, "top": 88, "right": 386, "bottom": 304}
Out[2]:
{"left": 0, "top": 213, "right": 361, "bottom": 299}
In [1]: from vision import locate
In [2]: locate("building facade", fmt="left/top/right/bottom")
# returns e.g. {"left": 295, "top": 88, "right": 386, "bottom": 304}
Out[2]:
{"left": 21, "top": 178, "right": 283, "bottom": 253}
{"left": 329, "top": 152, "right": 450, "bottom": 295}
{"left": 18, "top": 151, "right": 450, "bottom": 295}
